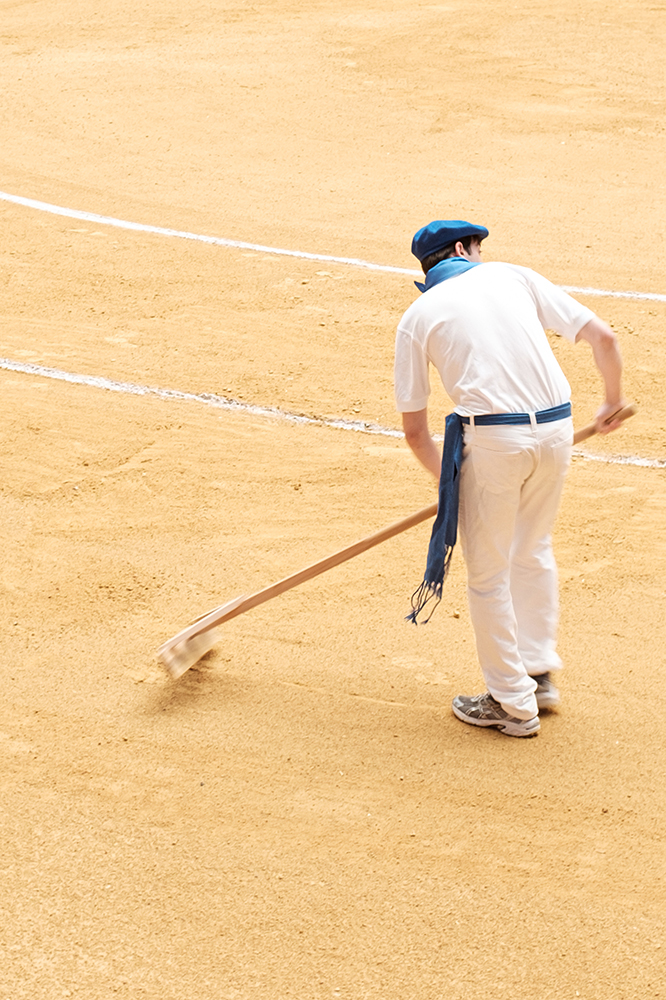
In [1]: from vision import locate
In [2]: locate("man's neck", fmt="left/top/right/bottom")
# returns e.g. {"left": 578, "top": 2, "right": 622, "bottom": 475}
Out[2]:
{"left": 415, "top": 257, "right": 481, "bottom": 293}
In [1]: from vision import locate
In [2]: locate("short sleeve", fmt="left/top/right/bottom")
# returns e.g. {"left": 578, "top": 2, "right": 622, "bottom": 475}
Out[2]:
{"left": 519, "top": 267, "right": 596, "bottom": 341}
{"left": 394, "top": 325, "right": 431, "bottom": 412}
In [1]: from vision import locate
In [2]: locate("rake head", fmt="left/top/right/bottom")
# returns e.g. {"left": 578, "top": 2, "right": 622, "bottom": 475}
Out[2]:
{"left": 157, "top": 629, "right": 220, "bottom": 680}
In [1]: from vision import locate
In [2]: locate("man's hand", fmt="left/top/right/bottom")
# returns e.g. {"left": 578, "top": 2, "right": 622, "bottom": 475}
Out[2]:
{"left": 402, "top": 409, "right": 442, "bottom": 481}
{"left": 594, "top": 399, "right": 631, "bottom": 435}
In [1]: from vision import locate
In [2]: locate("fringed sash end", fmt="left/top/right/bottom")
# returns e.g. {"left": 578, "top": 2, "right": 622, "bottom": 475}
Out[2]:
{"left": 406, "top": 545, "right": 453, "bottom": 624}
{"left": 405, "top": 412, "right": 463, "bottom": 625}
{"left": 406, "top": 579, "right": 443, "bottom": 624}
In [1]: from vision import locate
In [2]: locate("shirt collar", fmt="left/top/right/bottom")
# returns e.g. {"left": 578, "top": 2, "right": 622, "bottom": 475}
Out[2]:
{"left": 414, "top": 257, "right": 481, "bottom": 293}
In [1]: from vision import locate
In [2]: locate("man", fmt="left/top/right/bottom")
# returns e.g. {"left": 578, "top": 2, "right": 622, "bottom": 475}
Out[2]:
{"left": 394, "top": 219, "right": 625, "bottom": 737}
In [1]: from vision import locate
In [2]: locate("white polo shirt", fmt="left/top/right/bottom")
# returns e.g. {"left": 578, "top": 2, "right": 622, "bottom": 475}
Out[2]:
{"left": 394, "top": 262, "right": 595, "bottom": 415}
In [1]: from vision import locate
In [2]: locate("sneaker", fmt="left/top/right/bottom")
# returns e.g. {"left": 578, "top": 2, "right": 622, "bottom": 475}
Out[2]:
{"left": 533, "top": 672, "right": 560, "bottom": 710}
{"left": 451, "top": 692, "right": 540, "bottom": 738}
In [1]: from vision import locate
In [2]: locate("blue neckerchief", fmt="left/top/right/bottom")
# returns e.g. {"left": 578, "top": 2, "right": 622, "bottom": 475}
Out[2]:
{"left": 414, "top": 257, "right": 480, "bottom": 293}
{"left": 406, "top": 412, "right": 464, "bottom": 624}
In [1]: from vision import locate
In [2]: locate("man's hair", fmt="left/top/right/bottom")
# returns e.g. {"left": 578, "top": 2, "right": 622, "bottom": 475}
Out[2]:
{"left": 421, "top": 235, "right": 479, "bottom": 274}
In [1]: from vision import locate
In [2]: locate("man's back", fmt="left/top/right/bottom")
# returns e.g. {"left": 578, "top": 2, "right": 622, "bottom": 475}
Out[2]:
{"left": 395, "top": 262, "right": 594, "bottom": 415}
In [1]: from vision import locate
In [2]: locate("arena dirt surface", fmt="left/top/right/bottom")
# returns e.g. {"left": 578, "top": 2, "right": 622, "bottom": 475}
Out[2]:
{"left": 1, "top": 2, "right": 665, "bottom": 997}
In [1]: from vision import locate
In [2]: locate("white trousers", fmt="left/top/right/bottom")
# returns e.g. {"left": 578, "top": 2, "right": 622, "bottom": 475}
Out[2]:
{"left": 458, "top": 417, "right": 573, "bottom": 720}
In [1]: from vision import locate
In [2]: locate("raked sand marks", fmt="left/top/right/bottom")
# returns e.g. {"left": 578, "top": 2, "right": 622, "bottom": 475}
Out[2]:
{"left": 2, "top": 191, "right": 657, "bottom": 468}
{"left": 1, "top": 358, "right": 660, "bottom": 469}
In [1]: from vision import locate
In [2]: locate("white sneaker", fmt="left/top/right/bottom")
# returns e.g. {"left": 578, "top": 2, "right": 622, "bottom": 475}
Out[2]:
{"left": 452, "top": 692, "right": 540, "bottom": 738}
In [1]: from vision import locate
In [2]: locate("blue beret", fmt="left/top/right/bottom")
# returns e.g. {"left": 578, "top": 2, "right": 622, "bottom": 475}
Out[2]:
{"left": 411, "top": 220, "right": 489, "bottom": 262}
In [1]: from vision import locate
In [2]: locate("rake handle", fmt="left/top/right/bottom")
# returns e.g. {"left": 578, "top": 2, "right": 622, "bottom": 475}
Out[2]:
{"left": 572, "top": 402, "right": 637, "bottom": 445}
{"left": 158, "top": 401, "right": 637, "bottom": 660}
{"left": 158, "top": 501, "right": 439, "bottom": 653}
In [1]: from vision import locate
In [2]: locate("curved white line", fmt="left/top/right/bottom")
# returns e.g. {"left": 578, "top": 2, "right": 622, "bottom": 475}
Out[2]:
{"left": 2, "top": 357, "right": 662, "bottom": 468}
{"left": 571, "top": 449, "right": 665, "bottom": 469}
{"left": 0, "top": 357, "right": 403, "bottom": 438}
{"left": 0, "top": 190, "right": 413, "bottom": 276}
{"left": 2, "top": 189, "right": 666, "bottom": 302}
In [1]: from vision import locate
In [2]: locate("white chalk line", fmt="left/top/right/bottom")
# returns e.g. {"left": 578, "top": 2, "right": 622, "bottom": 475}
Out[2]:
{"left": 2, "top": 357, "right": 663, "bottom": 469}
{"left": 0, "top": 357, "right": 402, "bottom": 438}
{"left": 2, "top": 189, "right": 666, "bottom": 303}
{"left": 571, "top": 449, "right": 665, "bottom": 469}
{"left": 0, "top": 190, "right": 412, "bottom": 276}
{"left": 2, "top": 191, "right": 662, "bottom": 466}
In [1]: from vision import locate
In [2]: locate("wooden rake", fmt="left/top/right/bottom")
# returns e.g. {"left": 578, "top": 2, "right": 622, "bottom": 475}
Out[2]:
{"left": 157, "top": 404, "right": 636, "bottom": 679}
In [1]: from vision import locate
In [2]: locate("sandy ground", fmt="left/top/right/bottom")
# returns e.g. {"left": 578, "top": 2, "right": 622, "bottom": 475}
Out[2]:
{"left": 1, "top": 1, "right": 665, "bottom": 997}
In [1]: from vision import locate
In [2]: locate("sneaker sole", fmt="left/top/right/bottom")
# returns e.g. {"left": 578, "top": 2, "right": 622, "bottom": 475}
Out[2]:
{"left": 452, "top": 703, "right": 540, "bottom": 738}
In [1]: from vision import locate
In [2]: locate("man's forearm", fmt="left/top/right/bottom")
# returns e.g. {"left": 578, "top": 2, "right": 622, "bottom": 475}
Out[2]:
{"left": 401, "top": 409, "right": 442, "bottom": 481}
{"left": 576, "top": 317, "right": 625, "bottom": 431}
{"left": 407, "top": 433, "right": 442, "bottom": 481}
{"left": 590, "top": 332, "right": 623, "bottom": 406}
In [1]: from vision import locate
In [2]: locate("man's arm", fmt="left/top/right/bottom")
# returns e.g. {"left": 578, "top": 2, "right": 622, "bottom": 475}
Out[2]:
{"left": 402, "top": 408, "right": 442, "bottom": 481}
{"left": 575, "top": 317, "right": 626, "bottom": 434}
